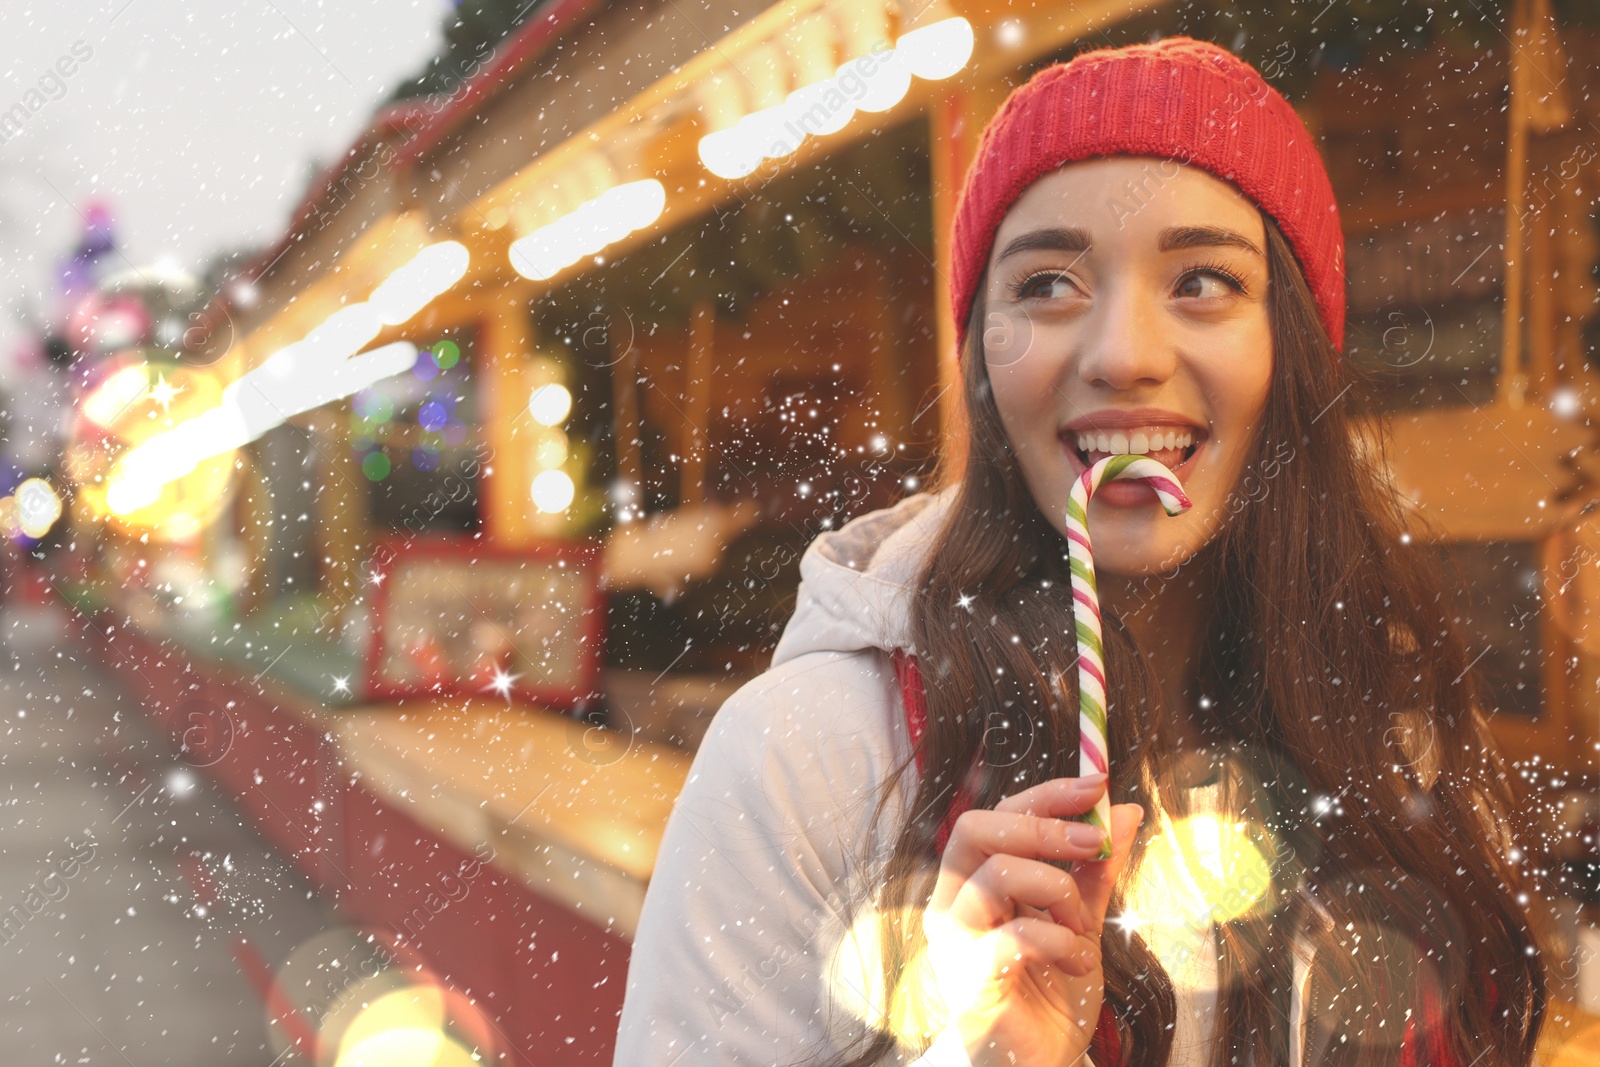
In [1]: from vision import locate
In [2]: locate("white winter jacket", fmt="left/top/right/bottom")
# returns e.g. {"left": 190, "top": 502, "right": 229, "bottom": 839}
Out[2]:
{"left": 614, "top": 484, "right": 1322, "bottom": 1066}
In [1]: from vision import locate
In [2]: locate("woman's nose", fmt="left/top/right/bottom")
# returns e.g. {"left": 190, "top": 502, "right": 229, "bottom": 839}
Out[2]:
{"left": 1073, "top": 283, "right": 1178, "bottom": 390}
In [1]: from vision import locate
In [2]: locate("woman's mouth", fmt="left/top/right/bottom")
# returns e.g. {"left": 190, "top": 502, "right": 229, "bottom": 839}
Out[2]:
{"left": 1059, "top": 425, "right": 1206, "bottom": 506}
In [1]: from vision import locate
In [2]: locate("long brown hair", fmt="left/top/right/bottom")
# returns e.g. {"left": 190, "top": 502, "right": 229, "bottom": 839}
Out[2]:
{"left": 825, "top": 213, "right": 1548, "bottom": 1066}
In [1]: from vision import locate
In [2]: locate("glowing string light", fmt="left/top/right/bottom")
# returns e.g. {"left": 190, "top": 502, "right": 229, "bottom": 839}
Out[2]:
{"left": 103, "top": 241, "right": 470, "bottom": 515}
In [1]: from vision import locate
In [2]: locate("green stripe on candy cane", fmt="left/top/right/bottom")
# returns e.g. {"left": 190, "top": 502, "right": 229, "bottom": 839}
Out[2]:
{"left": 1065, "top": 453, "right": 1191, "bottom": 858}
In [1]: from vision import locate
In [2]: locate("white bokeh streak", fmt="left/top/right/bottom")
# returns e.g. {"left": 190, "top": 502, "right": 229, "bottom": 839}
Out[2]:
{"left": 105, "top": 240, "right": 469, "bottom": 515}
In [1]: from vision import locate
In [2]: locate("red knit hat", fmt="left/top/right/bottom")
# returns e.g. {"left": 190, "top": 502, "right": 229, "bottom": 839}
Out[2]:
{"left": 949, "top": 36, "right": 1346, "bottom": 355}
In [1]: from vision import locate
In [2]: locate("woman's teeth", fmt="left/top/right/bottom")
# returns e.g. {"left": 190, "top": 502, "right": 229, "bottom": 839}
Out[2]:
{"left": 1068, "top": 428, "right": 1196, "bottom": 463}
{"left": 1073, "top": 429, "right": 1193, "bottom": 455}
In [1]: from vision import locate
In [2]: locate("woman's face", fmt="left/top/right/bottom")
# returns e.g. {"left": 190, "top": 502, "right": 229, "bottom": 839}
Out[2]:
{"left": 981, "top": 157, "right": 1274, "bottom": 577}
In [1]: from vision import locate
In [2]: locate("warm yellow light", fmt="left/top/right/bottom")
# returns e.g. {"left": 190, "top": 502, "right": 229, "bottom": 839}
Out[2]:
{"left": 697, "top": 16, "right": 973, "bottom": 180}
{"left": 834, "top": 1, "right": 891, "bottom": 66}
{"left": 528, "top": 383, "right": 572, "bottom": 426}
{"left": 896, "top": 17, "right": 974, "bottom": 81}
{"left": 83, "top": 365, "right": 152, "bottom": 428}
{"left": 784, "top": 13, "right": 837, "bottom": 88}
{"left": 105, "top": 471, "right": 160, "bottom": 516}
{"left": 743, "top": 42, "right": 789, "bottom": 111}
{"left": 508, "top": 180, "right": 665, "bottom": 281}
{"left": 333, "top": 986, "right": 479, "bottom": 1067}
{"left": 78, "top": 364, "right": 239, "bottom": 543}
{"left": 534, "top": 429, "right": 568, "bottom": 469}
{"left": 530, "top": 469, "right": 575, "bottom": 513}
{"left": 1165, "top": 814, "right": 1274, "bottom": 923}
{"left": 1122, "top": 813, "right": 1275, "bottom": 982}
{"left": 368, "top": 240, "right": 471, "bottom": 326}
{"left": 826, "top": 905, "right": 952, "bottom": 1049}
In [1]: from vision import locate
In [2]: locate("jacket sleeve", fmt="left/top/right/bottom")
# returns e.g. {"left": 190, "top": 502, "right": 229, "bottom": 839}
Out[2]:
{"left": 613, "top": 649, "right": 926, "bottom": 1066}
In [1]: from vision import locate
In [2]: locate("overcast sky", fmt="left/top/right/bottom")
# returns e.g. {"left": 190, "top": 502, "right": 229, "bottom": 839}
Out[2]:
{"left": 0, "top": 0, "right": 446, "bottom": 384}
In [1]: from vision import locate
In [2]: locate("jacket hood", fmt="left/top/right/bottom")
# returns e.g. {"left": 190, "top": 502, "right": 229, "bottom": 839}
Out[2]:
{"left": 769, "top": 482, "right": 961, "bottom": 668}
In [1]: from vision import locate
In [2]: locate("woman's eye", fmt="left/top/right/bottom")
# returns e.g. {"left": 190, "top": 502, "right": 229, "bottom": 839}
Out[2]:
{"left": 1175, "top": 268, "right": 1243, "bottom": 300}
{"left": 1011, "top": 272, "right": 1077, "bottom": 301}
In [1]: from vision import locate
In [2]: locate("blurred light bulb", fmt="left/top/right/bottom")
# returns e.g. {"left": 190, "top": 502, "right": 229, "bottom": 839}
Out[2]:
{"left": 896, "top": 17, "right": 974, "bottom": 80}
{"left": 509, "top": 180, "right": 664, "bottom": 280}
{"left": 528, "top": 384, "right": 572, "bottom": 426}
{"left": 534, "top": 430, "right": 568, "bottom": 469}
{"left": 531, "top": 470, "right": 575, "bottom": 513}
{"left": 1550, "top": 386, "right": 1581, "bottom": 420}
{"left": 15, "top": 479, "right": 63, "bottom": 538}
{"left": 83, "top": 365, "right": 152, "bottom": 428}
{"left": 369, "top": 241, "right": 470, "bottom": 326}
{"left": 995, "top": 19, "right": 1026, "bottom": 49}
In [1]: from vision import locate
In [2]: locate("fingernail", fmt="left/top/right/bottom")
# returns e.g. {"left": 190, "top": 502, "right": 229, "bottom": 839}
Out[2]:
{"left": 1076, "top": 773, "right": 1108, "bottom": 789}
{"left": 1064, "top": 822, "right": 1106, "bottom": 846}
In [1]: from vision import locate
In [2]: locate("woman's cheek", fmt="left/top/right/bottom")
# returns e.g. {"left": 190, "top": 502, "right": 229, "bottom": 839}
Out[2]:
{"left": 989, "top": 321, "right": 1067, "bottom": 431}
{"left": 984, "top": 356, "right": 1043, "bottom": 441}
{"left": 982, "top": 305, "right": 1039, "bottom": 369}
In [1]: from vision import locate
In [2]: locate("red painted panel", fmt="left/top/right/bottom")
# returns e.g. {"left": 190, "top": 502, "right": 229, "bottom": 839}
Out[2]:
{"left": 503, "top": 879, "right": 631, "bottom": 1065}
{"left": 79, "top": 609, "right": 634, "bottom": 1067}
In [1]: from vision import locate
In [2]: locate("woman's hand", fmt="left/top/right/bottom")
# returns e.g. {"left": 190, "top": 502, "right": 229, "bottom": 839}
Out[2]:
{"left": 922, "top": 774, "right": 1144, "bottom": 1067}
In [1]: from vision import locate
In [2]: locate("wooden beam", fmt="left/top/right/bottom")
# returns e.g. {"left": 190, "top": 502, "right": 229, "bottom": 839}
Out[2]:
{"left": 1528, "top": 189, "right": 1557, "bottom": 394}
{"left": 927, "top": 78, "right": 1010, "bottom": 474}
{"left": 683, "top": 299, "right": 715, "bottom": 507}
{"left": 613, "top": 339, "right": 643, "bottom": 515}
{"left": 308, "top": 405, "right": 366, "bottom": 630}
{"left": 1500, "top": 72, "right": 1529, "bottom": 407}
{"left": 481, "top": 290, "right": 536, "bottom": 547}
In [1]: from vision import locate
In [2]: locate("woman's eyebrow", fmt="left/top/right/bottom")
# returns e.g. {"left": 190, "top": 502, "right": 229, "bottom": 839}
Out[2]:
{"left": 1158, "top": 225, "right": 1263, "bottom": 258}
{"left": 995, "top": 224, "right": 1263, "bottom": 264}
{"left": 995, "top": 227, "right": 1091, "bottom": 263}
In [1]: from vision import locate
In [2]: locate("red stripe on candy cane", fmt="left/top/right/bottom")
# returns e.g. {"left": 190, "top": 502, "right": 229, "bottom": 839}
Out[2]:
{"left": 1065, "top": 455, "right": 1191, "bottom": 857}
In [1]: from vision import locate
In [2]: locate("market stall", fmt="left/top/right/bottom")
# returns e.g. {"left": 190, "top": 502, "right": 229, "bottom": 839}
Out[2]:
{"left": 48, "top": 0, "right": 1600, "bottom": 1059}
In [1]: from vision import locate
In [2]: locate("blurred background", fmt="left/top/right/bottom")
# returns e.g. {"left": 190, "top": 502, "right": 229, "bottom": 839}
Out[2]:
{"left": 4, "top": 0, "right": 1600, "bottom": 1063}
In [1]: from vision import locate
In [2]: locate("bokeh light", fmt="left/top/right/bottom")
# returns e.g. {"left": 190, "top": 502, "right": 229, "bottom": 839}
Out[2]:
{"left": 534, "top": 429, "right": 568, "bottom": 469}
{"left": 331, "top": 986, "right": 482, "bottom": 1067}
{"left": 530, "top": 469, "right": 575, "bottom": 513}
{"left": 826, "top": 904, "right": 949, "bottom": 1050}
{"left": 1164, "top": 814, "right": 1274, "bottom": 924}
{"left": 362, "top": 451, "right": 392, "bottom": 481}
{"left": 264, "top": 928, "right": 499, "bottom": 1067}
{"left": 417, "top": 400, "right": 449, "bottom": 432}
{"left": 527, "top": 383, "right": 572, "bottom": 426}
{"left": 15, "top": 479, "right": 64, "bottom": 540}
{"left": 82, "top": 364, "right": 153, "bottom": 428}
{"left": 75, "top": 363, "right": 239, "bottom": 542}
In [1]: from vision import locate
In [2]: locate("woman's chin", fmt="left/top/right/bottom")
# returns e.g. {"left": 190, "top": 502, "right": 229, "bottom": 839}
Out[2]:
{"left": 1085, "top": 527, "right": 1205, "bottom": 581}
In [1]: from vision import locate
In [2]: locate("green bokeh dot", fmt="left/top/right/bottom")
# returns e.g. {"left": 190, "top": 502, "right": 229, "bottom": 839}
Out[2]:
{"left": 361, "top": 451, "right": 392, "bottom": 481}
{"left": 434, "top": 340, "right": 460, "bottom": 369}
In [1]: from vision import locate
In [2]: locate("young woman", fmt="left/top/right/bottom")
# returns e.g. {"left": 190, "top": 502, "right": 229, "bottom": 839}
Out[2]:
{"left": 615, "top": 36, "right": 1548, "bottom": 1067}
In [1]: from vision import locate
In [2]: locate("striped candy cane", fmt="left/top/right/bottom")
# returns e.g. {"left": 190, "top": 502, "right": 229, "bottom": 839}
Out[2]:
{"left": 1065, "top": 454, "right": 1191, "bottom": 858}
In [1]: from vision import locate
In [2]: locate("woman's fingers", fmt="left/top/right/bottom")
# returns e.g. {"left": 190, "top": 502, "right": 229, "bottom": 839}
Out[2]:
{"left": 926, "top": 915, "right": 1097, "bottom": 1017}
{"left": 932, "top": 777, "right": 1109, "bottom": 898}
{"left": 930, "top": 808, "right": 1107, "bottom": 913}
{"left": 984, "top": 916, "right": 1097, "bottom": 978}
{"left": 1069, "top": 803, "right": 1145, "bottom": 934}
{"left": 992, "top": 774, "right": 1109, "bottom": 819}
{"left": 947, "top": 854, "right": 1093, "bottom": 934}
